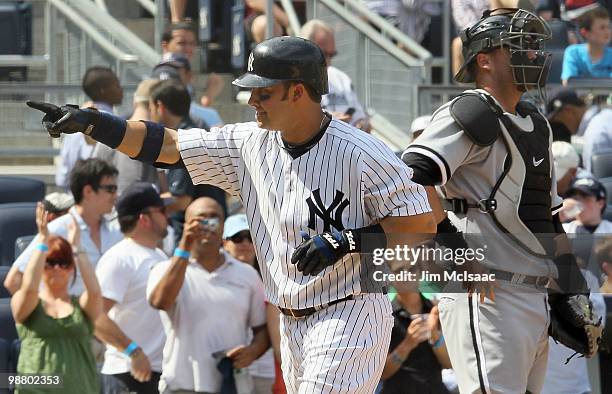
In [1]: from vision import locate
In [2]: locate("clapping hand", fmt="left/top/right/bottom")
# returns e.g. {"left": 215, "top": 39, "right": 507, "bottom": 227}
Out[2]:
{"left": 35, "top": 202, "right": 49, "bottom": 239}
{"left": 67, "top": 215, "right": 81, "bottom": 250}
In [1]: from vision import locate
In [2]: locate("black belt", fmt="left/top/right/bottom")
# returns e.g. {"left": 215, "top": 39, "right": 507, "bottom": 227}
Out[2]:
{"left": 442, "top": 198, "right": 497, "bottom": 214}
{"left": 489, "top": 269, "right": 549, "bottom": 287}
{"left": 278, "top": 295, "right": 354, "bottom": 319}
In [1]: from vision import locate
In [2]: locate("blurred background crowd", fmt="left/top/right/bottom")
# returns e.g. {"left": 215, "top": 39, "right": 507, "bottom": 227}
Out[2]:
{"left": 0, "top": 0, "right": 612, "bottom": 393}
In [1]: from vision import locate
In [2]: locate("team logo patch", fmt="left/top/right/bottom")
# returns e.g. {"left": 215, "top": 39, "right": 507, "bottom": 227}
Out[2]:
{"left": 306, "top": 189, "right": 349, "bottom": 232}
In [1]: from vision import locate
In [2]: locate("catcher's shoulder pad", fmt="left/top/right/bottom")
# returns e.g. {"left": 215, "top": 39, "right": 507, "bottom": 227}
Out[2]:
{"left": 450, "top": 93, "right": 501, "bottom": 147}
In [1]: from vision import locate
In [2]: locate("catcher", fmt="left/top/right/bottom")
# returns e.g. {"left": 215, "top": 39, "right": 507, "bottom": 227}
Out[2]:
{"left": 402, "top": 8, "right": 602, "bottom": 393}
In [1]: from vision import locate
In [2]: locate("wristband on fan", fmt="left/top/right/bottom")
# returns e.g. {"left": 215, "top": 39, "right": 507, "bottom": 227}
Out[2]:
{"left": 432, "top": 335, "right": 444, "bottom": 349}
{"left": 123, "top": 341, "right": 139, "bottom": 356}
{"left": 390, "top": 350, "right": 406, "bottom": 365}
{"left": 173, "top": 248, "right": 190, "bottom": 260}
{"left": 35, "top": 243, "right": 49, "bottom": 252}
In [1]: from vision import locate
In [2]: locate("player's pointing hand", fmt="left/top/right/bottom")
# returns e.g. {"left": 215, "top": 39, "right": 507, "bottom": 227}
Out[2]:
{"left": 26, "top": 100, "right": 101, "bottom": 138}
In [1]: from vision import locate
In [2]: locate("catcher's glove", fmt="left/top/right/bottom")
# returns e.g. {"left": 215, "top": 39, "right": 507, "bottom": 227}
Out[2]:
{"left": 548, "top": 293, "right": 603, "bottom": 361}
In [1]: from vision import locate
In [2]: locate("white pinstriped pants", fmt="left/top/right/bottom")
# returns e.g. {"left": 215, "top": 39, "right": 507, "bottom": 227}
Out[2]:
{"left": 438, "top": 281, "right": 550, "bottom": 394}
{"left": 279, "top": 293, "right": 393, "bottom": 394}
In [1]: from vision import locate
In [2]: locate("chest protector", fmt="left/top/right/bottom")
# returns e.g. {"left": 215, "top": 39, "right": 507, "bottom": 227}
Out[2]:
{"left": 449, "top": 93, "right": 556, "bottom": 257}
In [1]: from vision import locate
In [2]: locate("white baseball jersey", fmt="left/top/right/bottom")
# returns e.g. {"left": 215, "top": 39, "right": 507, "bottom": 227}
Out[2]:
{"left": 178, "top": 119, "right": 430, "bottom": 309}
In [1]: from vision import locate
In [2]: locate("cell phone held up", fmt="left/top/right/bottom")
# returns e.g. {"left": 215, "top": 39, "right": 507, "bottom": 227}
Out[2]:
{"left": 200, "top": 217, "right": 220, "bottom": 232}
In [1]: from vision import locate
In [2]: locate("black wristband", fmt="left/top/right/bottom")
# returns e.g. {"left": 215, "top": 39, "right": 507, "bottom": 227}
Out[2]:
{"left": 134, "top": 121, "right": 165, "bottom": 163}
{"left": 345, "top": 223, "right": 387, "bottom": 254}
{"left": 88, "top": 110, "right": 127, "bottom": 148}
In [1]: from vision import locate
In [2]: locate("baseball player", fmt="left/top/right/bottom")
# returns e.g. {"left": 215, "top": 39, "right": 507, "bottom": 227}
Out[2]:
{"left": 402, "top": 9, "right": 602, "bottom": 394}
{"left": 27, "top": 36, "right": 435, "bottom": 392}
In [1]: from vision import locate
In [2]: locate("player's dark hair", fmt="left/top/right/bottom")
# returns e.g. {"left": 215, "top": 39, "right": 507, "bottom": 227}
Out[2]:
{"left": 161, "top": 20, "right": 197, "bottom": 43}
{"left": 82, "top": 66, "right": 118, "bottom": 101}
{"left": 150, "top": 79, "right": 191, "bottom": 117}
{"left": 579, "top": 7, "right": 609, "bottom": 31}
{"left": 69, "top": 158, "right": 118, "bottom": 204}
{"left": 281, "top": 81, "right": 322, "bottom": 103}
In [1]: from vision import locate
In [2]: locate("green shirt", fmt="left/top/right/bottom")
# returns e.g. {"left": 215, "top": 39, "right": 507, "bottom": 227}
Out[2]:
{"left": 16, "top": 296, "right": 99, "bottom": 394}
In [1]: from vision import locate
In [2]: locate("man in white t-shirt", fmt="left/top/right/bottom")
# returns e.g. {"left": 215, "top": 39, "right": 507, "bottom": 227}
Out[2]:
{"left": 5, "top": 158, "right": 123, "bottom": 296}
{"left": 95, "top": 182, "right": 171, "bottom": 393}
{"left": 147, "top": 197, "right": 268, "bottom": 394}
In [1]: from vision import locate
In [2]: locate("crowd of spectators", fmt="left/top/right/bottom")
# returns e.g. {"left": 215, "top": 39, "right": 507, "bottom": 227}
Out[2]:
{"left": 2, "top": 1, "right": 612, "bottom": 393}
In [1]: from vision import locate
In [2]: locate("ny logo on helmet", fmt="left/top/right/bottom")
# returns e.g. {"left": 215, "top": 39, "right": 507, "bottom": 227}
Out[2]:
{"left": 247, "top": 52, "right": 254, "bottom": 72}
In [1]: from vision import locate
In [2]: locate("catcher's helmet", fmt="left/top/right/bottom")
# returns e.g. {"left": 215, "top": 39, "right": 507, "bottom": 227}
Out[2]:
{"left": 455, "top": 8, "right": 552, "bottom": 92}
{"left": 233, "top": 36, "right": 329, "bottom": 96}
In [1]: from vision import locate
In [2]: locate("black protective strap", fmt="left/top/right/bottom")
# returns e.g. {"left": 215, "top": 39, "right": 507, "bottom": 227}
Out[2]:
{"left": 89, "top": 110, "right": 127, "bottom": 148}
{"left": 348, "top": 223, "right": 387, "bottom": 255}
{"left": 134, "top": 121, "right": 165, "bottom": 163}
{"left": 450, "top": 93, "right": 501, "bottom": 147}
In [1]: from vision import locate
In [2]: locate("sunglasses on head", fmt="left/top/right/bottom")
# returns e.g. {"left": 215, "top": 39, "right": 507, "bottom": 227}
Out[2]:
{"left": 229, "top": 232, "right": 252, "bottom": 243}
{"left": 98, "top": 184, "right": 118, "bottom": 194}
{"left": 45, "top": 259, "right": 73, "bottom": 269}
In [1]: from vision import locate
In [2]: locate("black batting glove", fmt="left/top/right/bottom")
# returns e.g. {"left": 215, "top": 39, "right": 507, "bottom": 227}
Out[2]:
{"left": 291, "top": 230, "right": 357, "bottom": 276}
{"left": 26, "top": 101, "right": 101, "bottom": 138}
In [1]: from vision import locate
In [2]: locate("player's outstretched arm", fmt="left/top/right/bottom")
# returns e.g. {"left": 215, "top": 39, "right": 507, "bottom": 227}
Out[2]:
{"left": 26, "top": 101, "right": 181, "bottom": 165}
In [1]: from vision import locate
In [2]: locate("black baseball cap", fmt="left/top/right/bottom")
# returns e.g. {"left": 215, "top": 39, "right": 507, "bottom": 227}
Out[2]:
{"left": 115, "top": 182, "right": 173, "bottom": 217}
{"left": 232, "top": 36, "right": 329, "bottom": 95}
{"left": 567, "top": 177, "right": 607, "bottom": 200}
{"left": 546, "top": 88, "right": 585, "bottom": 119}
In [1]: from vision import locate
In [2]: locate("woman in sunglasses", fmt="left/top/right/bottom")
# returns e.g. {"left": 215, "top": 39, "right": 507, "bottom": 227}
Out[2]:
{"left": 11, "top": 202, "right": 102, "bottom": 394}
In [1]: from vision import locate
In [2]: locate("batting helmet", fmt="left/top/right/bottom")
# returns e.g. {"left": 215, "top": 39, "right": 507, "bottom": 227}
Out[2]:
{"left": 455, "top": 8, "right": 552, "bottom": 92}
{"left": 233, "top": 36, "right": 329, "bottom": 96}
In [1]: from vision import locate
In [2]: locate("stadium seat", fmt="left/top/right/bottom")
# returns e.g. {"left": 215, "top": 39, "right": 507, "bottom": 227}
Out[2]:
{"left": 604, "top": 205, "right": 612, "bottom": 222}
{"left": 0, "top": 298, "right": 17, "bottom": 343}
{"left": 591, "top": 151, "right": 612, "bottom": 179}
{"left": 0, "top": 202, "right": 36, "bottom": 266}
{"left": 547, "top": 49, "right": 565, "bottom": 84}
{"left": 9, "top": 339, "right": 20, "bottom": 373}
{"left": 14, "top": 234, "right": 35, "bottom": 261}
{"left": 547, "top": 19, "right": 570, "bottom": 49}
{"left": 0, "top": 338, "right": 9, "bottom": 394}
{"left": 599, "top": 177, "right": 612, "bottom": 205}
{"left": 0, "top": 176, "right": 45, "bottom": 204}
{"left": 0, "top": 266, "right": 11, "bottom": 298}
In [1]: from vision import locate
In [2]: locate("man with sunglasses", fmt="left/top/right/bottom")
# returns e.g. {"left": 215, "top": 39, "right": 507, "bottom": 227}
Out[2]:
{"left": 95, "top": 182, "right": 172, "bottom": 394}
{"left": 5, "top": 158, "right": 123, "bottom": 296}
{"left": 223, "top": 214, "right": 256, "bottom": 268}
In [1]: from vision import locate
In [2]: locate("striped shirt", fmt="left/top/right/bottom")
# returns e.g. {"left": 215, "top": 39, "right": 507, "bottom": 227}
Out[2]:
{"left": 178, "top": 119, "right": 430, "bottom": 309}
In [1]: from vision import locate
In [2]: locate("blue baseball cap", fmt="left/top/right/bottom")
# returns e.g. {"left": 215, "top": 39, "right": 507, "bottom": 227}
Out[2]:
{"left": 223, "top": 214, "right": 249, "bottom": 239}
{"left": 567, "top": 177, "right": 606, "bottom": 201}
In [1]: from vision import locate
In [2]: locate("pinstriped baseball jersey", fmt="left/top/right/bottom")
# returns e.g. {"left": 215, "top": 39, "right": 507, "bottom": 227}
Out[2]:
{"left": 178, "top": 119, "right": 431, "bottom": 309}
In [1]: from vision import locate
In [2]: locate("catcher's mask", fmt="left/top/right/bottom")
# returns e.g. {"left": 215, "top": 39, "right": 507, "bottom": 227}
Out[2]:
{"left": 455, "top": 8, "right": 552, "bottom": 98}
